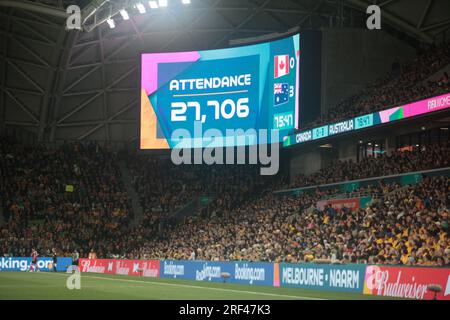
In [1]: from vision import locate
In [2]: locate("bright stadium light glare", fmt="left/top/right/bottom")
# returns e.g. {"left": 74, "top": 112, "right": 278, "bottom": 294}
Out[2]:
{"left": 182, "top": 0, "right": 191, "bottom": 4}
{"left": 106, "top": 18, "right": 115, "bottom": 29}
{"left": 158, "top": 0, "right": 168, "bottom": 7}
{"left": 136, "top": 3, "right": 147, "bottom": 13}
{"left": 120, "top": 9, "right": 130, "bottom": 20}
{"left": 149, "top": 1, "right": 158, "bottom": 9}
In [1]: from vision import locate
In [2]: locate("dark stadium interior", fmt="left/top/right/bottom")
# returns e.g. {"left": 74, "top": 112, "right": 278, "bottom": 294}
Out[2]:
{"left": 0, "top": 0, "right": 449, "bottom": 301}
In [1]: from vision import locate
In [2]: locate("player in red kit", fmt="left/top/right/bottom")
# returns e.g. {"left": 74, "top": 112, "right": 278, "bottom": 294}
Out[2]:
{"left": 29, "top": 248, "right": 40, "bottom": 272}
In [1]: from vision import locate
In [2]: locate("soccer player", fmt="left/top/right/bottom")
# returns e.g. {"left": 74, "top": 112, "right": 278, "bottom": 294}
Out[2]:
{"left": 30, "top": 248, "right": 39, "bottom": 272}
{"left": 52, "top": 248, "right": 58, "bottom": 272}
{"left": 72, "top": 249, "right": 79, "bottom": 266}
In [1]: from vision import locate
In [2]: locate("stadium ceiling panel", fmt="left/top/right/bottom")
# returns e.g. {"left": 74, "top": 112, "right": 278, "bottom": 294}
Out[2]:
{"left": 0, "top": 0, "right": 449, "bottom": 143}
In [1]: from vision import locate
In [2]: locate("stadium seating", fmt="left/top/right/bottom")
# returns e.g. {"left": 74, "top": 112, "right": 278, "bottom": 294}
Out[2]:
{"left": 110, "top": 175, "right": 449, "bottom": 267}
{"left": 2, "top": 136, "right": 448, "bottom": 266}
{"left": 290, "top": 142, "right": 450, "bottom": 188}
{"left": 302, "top": 42, "right": 450, "bottom": 130}
{"left": 125, "top": 153, "right": 284, "bottom": 222}
{"left": 0, "top": 138, "right": 132, "bottom": 258}
{"left": 1, "top": 43, "right": 449, "bottom": 267}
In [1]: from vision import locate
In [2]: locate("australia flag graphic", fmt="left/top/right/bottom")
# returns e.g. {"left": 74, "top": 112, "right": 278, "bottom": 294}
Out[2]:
{"left": 274, "top": 83, "right": 289, "bottom": 106}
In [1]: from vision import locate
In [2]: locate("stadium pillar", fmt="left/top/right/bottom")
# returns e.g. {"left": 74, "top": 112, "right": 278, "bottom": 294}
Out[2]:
{"left": 0, "top": 8, "right": 13, "bottom": 135}
{"left": 0, "top": 1, "right": 68, "bottom": 19}
{"left": 49, "top": 31, "right": 78, "bottom": 142}
{"left": 39, "top": 23, "right": 68, "bottom": 142}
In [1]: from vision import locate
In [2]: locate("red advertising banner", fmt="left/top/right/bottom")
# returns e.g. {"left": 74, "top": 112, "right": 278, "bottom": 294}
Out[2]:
{"left": 79, "top": 259, "right": 116, "bottom": 274}
{"left": 317, "top": 198, "right": 360, "bottom": 212}
{"left": 115, "top": 259, "right": 160, "bottom": 278}
{"left": 329, "top": 198, "right": 359, "bottom": 211}
{"left": 363, "top": 265, "right": 450, "bottom": 300}
{"left": 79, "top": 259, "right": 160, "bottom": 278}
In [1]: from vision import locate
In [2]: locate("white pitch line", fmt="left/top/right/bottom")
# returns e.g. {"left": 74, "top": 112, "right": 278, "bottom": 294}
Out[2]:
{"left": 44, "top": 272, "right": 325, "bottom": 300}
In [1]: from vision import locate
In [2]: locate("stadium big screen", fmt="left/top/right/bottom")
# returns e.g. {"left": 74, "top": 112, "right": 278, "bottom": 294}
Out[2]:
{"left": 140, "top": 34, "right": 300, "bottom": 149}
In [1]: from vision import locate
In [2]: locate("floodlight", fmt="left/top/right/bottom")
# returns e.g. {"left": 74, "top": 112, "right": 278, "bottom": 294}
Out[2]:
{"left": 120, "top": 9, "right": 130, "bottom": 20}
{"left": 106, "top": 18, "right": 115, "bottom": 29}
{"left": 149, "top": 1, "right": 158, "bottom": 9}
{"left": 136, "top": 3, "right": 147, "bottom": 13}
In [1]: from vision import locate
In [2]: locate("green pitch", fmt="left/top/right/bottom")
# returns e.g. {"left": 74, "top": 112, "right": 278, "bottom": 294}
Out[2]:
{"left": 0, "top": 272, "right": 396, "bottom": 300}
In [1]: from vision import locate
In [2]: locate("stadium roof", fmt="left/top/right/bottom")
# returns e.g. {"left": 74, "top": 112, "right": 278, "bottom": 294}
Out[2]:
{"left": 1, "top": 0, "right": 450, "bottom": 142}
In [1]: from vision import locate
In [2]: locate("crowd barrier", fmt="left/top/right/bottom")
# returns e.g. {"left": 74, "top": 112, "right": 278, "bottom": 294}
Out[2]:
{"left": 66, "top": 259, "right": 450, "bottom": 300}
{"left": 0, "top": 257, "right": 72, "bottom": 272}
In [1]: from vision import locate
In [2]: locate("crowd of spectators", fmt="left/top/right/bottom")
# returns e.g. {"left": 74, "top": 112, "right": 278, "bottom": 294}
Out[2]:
{"left": 0, "top": 135, "right": 449, "bottom": 266}
{"left": 303, "top": 42, "right": 450, "bottom": 130}
{"left": 291, "top": 142, "right": 450, "bottom": 188}
{"left": 1, "top": 37, "right": 450, "bottom": 268}
{"left": 0, "top": 139, "right": 285, "bottom": 258}
{"left": 126, "top": 153, "right": 285, "bottom": 222}
{"left": 0, "top": 138, "right": 132, "bottom": 258}
{"left": 118, "top": 140, "right": 450, "bottom": 265}
{"left": 131, "top": 177, "right": 449, "bottom": 267}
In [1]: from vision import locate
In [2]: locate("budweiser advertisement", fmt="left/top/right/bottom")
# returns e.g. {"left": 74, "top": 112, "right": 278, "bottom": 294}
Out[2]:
{"left": 79, "top": 259, "right": 160, "bottom": 278}
{"left": 363, "top": 265, "right": 450, "bottom": 300}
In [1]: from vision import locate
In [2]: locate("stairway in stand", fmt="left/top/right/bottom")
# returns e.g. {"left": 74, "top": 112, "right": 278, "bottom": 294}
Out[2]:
{"left": 0, "top": 205, "right": 5, "bottom": 227}
{"left": 118, "top": 160, "right": 144, "bottom": 229}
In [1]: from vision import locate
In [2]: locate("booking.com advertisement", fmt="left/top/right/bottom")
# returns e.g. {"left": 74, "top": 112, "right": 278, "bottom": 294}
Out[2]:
{"left": 160, "top": 260, "right": 274, "bottom": 286}
{"left": 0, "top": 257, "right": 72, "bottom": 272}
{"left": 140, "top": 34, "right": 300, "bottom": 149}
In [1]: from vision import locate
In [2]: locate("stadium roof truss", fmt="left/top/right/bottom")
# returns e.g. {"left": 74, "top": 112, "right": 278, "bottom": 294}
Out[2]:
{"left": 0, "top": 0, "right": 449, "bottom": 143}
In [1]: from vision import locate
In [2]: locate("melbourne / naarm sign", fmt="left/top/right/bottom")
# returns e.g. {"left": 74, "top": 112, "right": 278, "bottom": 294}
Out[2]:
{"left": 278, "top": 263, "right": 366, "bottom": 293}
{"left": 283, "top": 92, "right": 450, "bottom": 147}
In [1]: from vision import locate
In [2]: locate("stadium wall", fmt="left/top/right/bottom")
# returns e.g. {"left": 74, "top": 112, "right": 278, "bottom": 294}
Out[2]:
{"left": 289, "top": 149, "right": 322, "bottom": 178}
{"left": 287, "top": 90, "right": 450, "bottom": 176}
{"left": 298, "top": 31, "right": 322, "bottom": 127}
{"left": 320, "top": 28, "right": 416, "bottom": 115}
{"left": 276, "top": 167, "right": 450, "bottom": 197}
{"left": 337, "top": 137, "right": 359, "bottom": 162}
{"left": 426, "top": 63, "right": 450, "bottom": 83}
{"left": 75, "top": 259, "right": 450, "bottom": 300}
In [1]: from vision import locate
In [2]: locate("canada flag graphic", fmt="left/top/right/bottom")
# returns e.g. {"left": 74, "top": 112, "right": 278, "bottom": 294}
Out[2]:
{"left": 274, "top": 55, "right": 289, "bottom": 79}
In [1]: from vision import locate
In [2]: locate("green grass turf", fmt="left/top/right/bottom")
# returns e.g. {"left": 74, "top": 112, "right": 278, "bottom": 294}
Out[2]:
{"left": 0, "top": 272, "right": 399, "bottom": 300}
